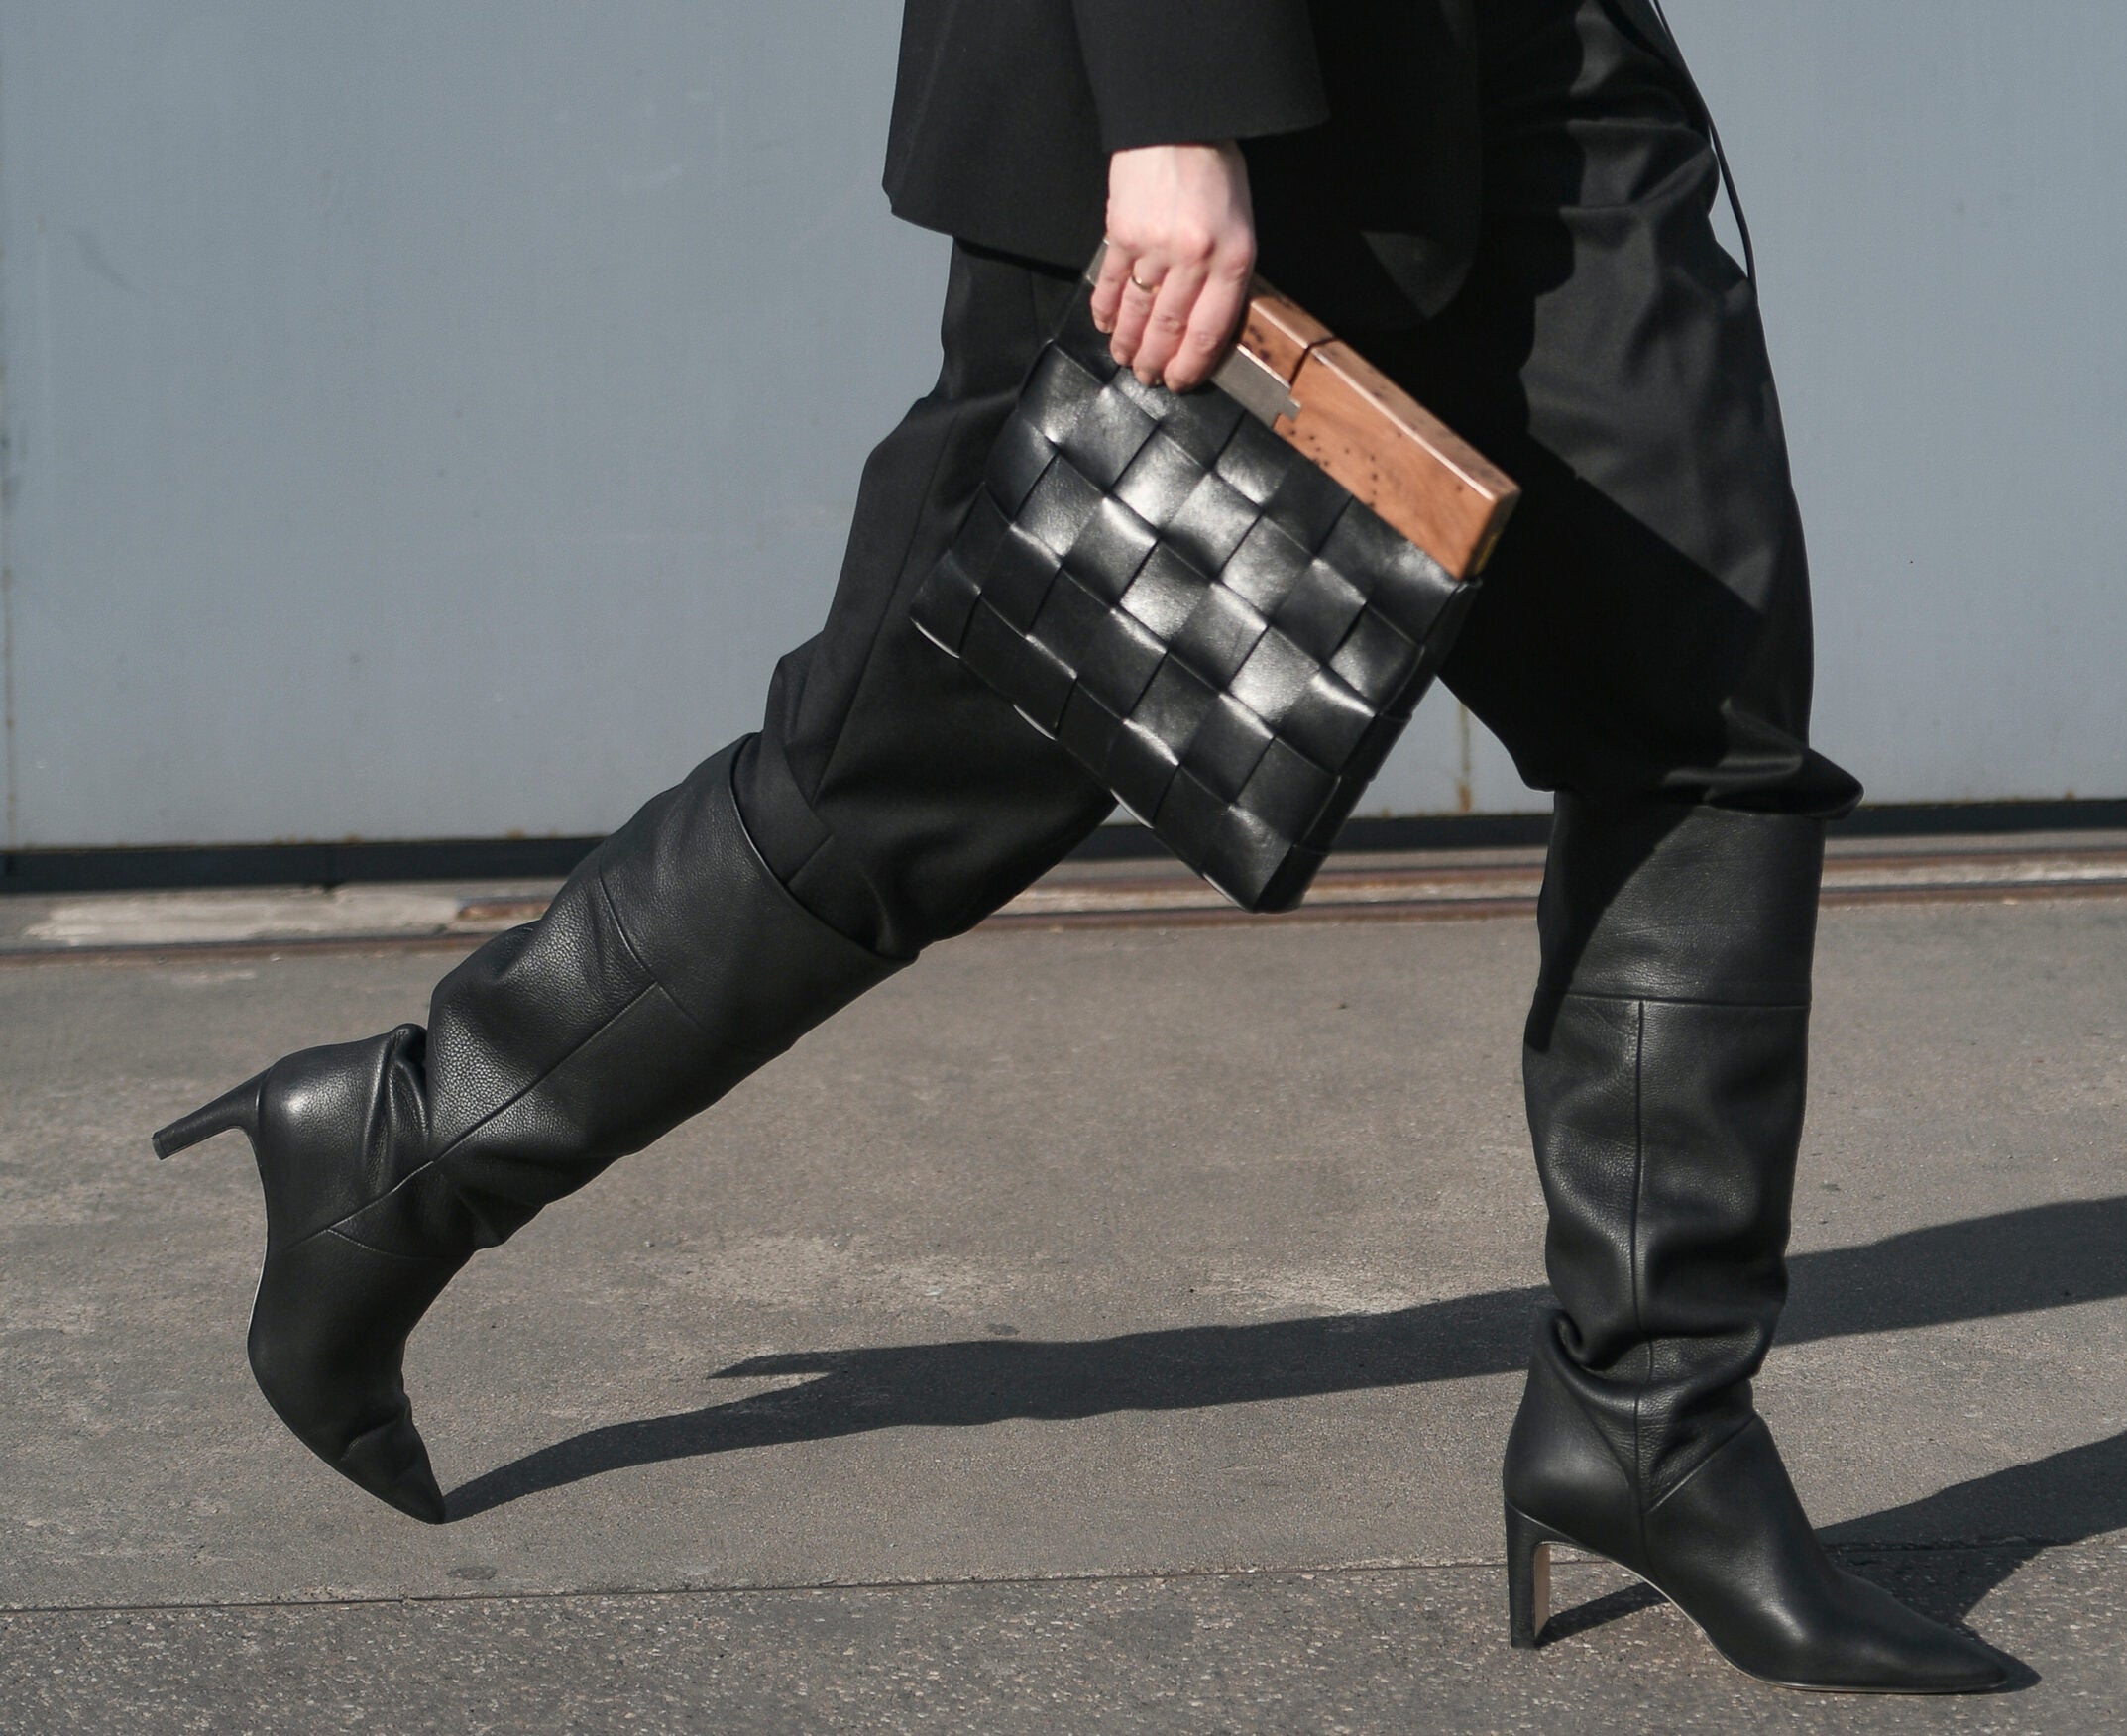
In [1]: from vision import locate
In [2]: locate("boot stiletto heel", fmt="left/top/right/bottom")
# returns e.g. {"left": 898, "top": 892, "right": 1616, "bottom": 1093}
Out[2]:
{"left": 152, "top": 1074, "right": 265, "bottom": 1158}
{"left": 1505, "top": 1501, "right": 1566, "bottom": 1650}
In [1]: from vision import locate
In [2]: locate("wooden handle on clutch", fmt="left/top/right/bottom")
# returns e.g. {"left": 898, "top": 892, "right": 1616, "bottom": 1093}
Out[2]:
{"left": 1237, "top": 282, "right": 1519, "bottom": 580}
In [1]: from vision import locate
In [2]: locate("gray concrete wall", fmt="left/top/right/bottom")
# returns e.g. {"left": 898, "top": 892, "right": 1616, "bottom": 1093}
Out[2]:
{"left": 1, "top": 1, "right": 2121, "bottom": 849}
{"left": 1693, "top": 1, "right": 2127, "bottom": 814}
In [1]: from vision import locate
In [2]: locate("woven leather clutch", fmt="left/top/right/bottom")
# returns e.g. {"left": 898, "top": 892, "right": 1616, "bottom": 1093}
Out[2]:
{"left": 912, "top": 257, "right": 1518, "bottom": 913}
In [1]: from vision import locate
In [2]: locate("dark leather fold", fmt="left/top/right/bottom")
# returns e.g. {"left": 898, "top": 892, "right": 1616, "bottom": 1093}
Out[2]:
{"left": 1520, "top": 989, "right": 1805, "bottom": 1501}
{"left": 426, "top": 742, "right": 904, "bottom": 1241}
{"left": 1533, "top": 793, "right": 1823, "bottom": 1006}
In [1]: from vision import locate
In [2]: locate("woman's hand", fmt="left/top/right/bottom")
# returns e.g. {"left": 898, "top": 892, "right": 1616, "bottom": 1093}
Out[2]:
{"left": 1090, "top": 142, "right": 1256, "bottom": 392}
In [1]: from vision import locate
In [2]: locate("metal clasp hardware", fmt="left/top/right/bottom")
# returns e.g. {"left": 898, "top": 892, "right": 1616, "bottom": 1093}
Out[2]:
{"left": 1212, "top": 344, "right": 1302, "bottom": 427}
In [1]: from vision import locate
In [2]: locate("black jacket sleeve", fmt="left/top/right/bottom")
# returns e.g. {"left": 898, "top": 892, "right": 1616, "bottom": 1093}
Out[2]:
{"left": 1071, "top": 0, "right": 1329, "bottom": 152}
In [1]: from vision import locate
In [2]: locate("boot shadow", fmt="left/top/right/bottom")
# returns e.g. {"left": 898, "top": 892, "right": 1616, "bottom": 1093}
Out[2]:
{"left": 1823, "top": 1430, "right": 2127, "bottom": 1626}
{"left": 445, "top": 1284, "right": 1542, "bottom": 1518}
{"left": 449, "top": 1194, "right": 2127, "bottom": 1557}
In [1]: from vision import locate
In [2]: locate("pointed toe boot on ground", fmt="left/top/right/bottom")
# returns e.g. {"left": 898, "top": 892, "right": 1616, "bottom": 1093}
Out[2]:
{"left": 1499, "top": 795, "right": 2008, "bottom": 1694}
{"left": 155, "top": 740, "right": 903, "bottom": 1520}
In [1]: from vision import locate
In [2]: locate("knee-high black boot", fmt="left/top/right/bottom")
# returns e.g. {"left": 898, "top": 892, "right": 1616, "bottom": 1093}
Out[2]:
{"left": 1500, "top": 796, "right": 2005, "bottom": 1692}
{"left": 153, "top": 741, "right": 903, "bottom": 1522}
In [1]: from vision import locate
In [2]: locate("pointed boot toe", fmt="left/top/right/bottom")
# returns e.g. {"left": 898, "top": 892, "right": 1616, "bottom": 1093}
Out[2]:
{"left": 1505, "top": 801, "right": 2014, "bottom": 1693}
{"left": 1634, "top": 1420, "right": 2010, "bottom": 1695}
{"left": 1918, "top": 1636, "right": 2012, "bottom": 1696}
{"left": 1775, "top": 1560, "right": 2008, "bottom": 1694}
{"left": 157, "top": 741, "right": 905, "bottom": 1523}
{"left": 335, "top": 1411, "right": 448, "bottom": 1524}
{"left": 1509, "top": 1406, "right": 2014, "bottom": 1695}
{"left": 162, "top": 1027, "right": 478, "bottom": 1521}
{"left": 1726, "top": 1581, "right": 2009, "bottom": 1695}
{"left": 1829, "top": 1582, "right": 2009, "bottom": 1695}
{"left": 246, "top": 1227, "right": 467, "bottom": 1522}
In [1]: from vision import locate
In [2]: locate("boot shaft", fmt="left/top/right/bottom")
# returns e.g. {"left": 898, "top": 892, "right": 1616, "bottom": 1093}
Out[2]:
{"left": 423, "top": 740, "right": 907, "bottom": 1242}
{"left": 1531, "top": 793, "right": 1822, "bottom": 1010}
{"left": 1516, "top": 796, "right": 1826, "bottom": 1506}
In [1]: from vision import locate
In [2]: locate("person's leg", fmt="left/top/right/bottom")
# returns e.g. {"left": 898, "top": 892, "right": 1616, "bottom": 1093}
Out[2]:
{"left": 734, "top": 247, "right": 1119, "bottom": 960}
{"left": 425, "top": 239, "right": 1114, "bottom": 1238}
{"left": 155, "top": 242, "right": 1114, "bottom": 1520}
{"left": 1326, "top": 0, "right": 2002, "bottom": 1690}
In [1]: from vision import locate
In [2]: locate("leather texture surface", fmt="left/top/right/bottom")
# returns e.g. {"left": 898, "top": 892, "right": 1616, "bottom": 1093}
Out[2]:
{"left": 240, "top": 1026, "right": 473, "bottom": 1523}
{"left": 207, "top": 743, "right": 904, "bottom": 1520}
{"left": 1501, "top": 798, "right": 2005, "bottom": 1691}
{"left": 1532, "top": 795, "right": 1823, "bottom": 1005}
{"left": 425, "top": 742, "right": 903, "bottom": 1242}
{"left": 911, "top": 289, "right": 1475, "bottom": 913}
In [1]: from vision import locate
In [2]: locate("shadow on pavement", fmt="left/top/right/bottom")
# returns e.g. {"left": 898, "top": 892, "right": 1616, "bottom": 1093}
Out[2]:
{"left": 448, "top": 1193, "right": 2127, "bottom": 1639}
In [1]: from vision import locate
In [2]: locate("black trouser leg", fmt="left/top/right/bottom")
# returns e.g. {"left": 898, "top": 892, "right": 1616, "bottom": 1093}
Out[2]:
{"left": 734, "top": 243, "right": 1116, "bottom": 960}
{"left": 1353, "top": 0, "right": 1859, "bottom": 819}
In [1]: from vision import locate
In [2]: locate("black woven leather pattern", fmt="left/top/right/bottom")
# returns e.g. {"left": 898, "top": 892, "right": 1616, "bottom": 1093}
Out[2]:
{"left": 913, "top": 296, "right": 1477, "bottom": 913}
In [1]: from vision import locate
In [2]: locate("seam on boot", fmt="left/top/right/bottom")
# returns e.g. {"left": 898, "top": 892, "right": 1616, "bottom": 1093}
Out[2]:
{"left": 324, "top": 1224, "right": 462, "bottom": 1263}
{"left": 287, "top": 978, "right": 662, "bottom": 1253}
{"left": 290, "top": 745, "right": 904, "bottom": 1260}
{"left": 1545, "top": 987, "right": 1811, "bottom": 1012}
{"left": 723, "top": 747, "right": 917, "bottom": 969}
{"left": 1531, "top": 1322, "right": 1647, "bottom": 1496}
{"left": 587, "top": 761, "right": 906, "bottom": 1041}
{"left": 589, "top": 869, "right": 713, "bottom": 1041}
{"left": 421, "top": 974, "right": 661, "bottom": 1177}
{"left": 1628, "top": 996, "right": 1652, "bottom": 1563}
{"left": 1641, "top": 1414, "right": 1764, "bottom": 1518}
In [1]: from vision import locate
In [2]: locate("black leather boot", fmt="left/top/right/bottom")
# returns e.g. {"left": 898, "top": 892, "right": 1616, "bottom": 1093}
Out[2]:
{"left": 1500, "top": 796, "right": 2006, "bottom": 1693}
{"left": 153, "top": 741, "right": 904, "bottom": 1522}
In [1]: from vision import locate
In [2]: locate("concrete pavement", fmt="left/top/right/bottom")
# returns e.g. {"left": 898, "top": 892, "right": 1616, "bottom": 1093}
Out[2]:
{"left": 3, "top": 872, "right": 2124, "bottom": 1730}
